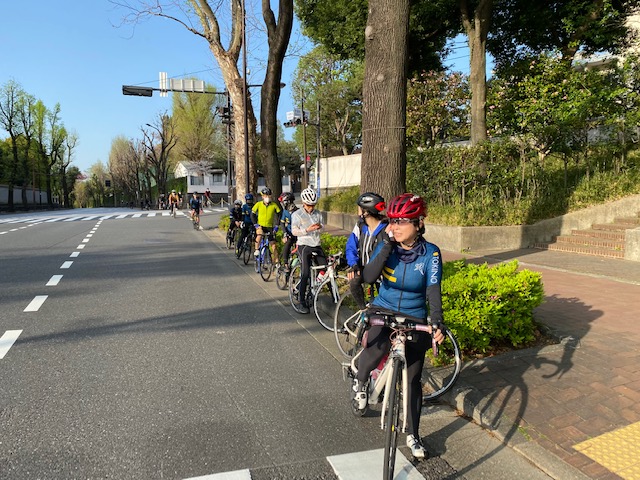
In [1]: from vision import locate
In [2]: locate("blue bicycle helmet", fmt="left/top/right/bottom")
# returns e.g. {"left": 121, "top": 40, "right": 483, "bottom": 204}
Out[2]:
{"left": 245, "top": 193, "right": 254, "bottom": 202}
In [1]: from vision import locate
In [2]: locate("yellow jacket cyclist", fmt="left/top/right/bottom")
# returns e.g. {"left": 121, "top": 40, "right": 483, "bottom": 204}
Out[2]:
{"left": 251, "top": 187, "right": 282, "bottom": 263}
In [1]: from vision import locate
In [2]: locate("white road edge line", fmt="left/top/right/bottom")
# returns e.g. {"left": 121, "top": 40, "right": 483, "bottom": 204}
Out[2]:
{"left": 24, "top": 295, "right": 48, "bottom": 312}
{"left": 0, "top": 330, "right": 23, "bottom": 359}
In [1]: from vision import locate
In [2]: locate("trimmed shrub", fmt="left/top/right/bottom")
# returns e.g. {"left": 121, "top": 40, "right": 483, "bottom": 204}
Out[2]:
{"left": 441, "top": 259, "right": 544, "bottom": 355}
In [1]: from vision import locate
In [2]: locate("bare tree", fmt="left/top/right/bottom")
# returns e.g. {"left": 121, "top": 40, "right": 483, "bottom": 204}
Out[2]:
{"left": 0, "top": 80, "right": 24, "bottom": 211}
{"left": 360, "top": 0, "right": 410, "bottom": 201}
{"left": 141, "top": 112, "right": 178, "bottom": 197}
{"left": 17, "top": 92, "right": 36, "bottom": 206}
{"left": 115, "top": 0, "right": 258, "bottom": 197}
{"left": 46, "top": 104, "right": 67, "bottom": 208}
{"left": 61, "top": 131, "right": 78, "bottom": 207}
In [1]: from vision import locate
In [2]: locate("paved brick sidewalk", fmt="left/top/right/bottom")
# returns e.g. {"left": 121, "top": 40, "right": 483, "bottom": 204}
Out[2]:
{"left": 443, "top": 248, "right": 640, "bottom": 480}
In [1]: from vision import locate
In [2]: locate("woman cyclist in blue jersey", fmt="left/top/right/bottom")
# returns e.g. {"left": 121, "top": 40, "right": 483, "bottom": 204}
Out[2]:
{"left": 352, "top": 193, "right": 446, "bottom": 460}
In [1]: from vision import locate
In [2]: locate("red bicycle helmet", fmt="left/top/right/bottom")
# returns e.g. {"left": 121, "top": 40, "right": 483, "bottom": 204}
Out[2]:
{"left": 386, "top": 193, "right": 426, "bottom": 219}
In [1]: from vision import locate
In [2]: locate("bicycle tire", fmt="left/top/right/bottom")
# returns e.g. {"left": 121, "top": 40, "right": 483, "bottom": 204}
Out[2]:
{"left": 235, "top": 237, "right": 244, "bottom": 259}
{"left": 275, "top": 264, "right": 289, "bottom": 290}
{"left": 383, "top": 357, "right": 402, "bottom": 480}
{"left": 334, "top": 291, "right": 366, "bottom": 359}
{"left": 226, "top": 231, "right": 233, "bottom": 249}
{"left": 422, "top": 328, "right": 462, "bottom": 402}
{"left": 243, "top": 240, "right": 252, "bottom": 265}
{"left": 233, "top": 228, "right": 242, "bottom": 250}
{"left": 260, "top": 247, "right": 273, "bottom": 281}
{"left": 313, "top": 274, "right": 349, "bottom": 331}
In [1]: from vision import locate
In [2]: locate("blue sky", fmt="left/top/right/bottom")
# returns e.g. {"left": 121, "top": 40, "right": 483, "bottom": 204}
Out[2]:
{"left": 1, "top": 1, "right": 473, "bottom": 173}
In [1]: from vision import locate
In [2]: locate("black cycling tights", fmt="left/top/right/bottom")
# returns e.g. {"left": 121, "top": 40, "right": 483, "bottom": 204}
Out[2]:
{"left": 357, "top": 324, "right": 429, "bottom": 437}
{"left": 298, "top": 245, "right": 326, "bottom": 306}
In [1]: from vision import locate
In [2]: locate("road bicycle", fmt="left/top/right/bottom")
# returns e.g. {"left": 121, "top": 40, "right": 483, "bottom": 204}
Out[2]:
{"left": 254, "top": 233, "right": 275, "bottom": 281}
{"left": 235, "top": 226, "right": 256, "bottom": 265}
{"left": 333, "top": 283, "right": 380, "bottom": 358}
{"left": 191, "top": 210, "right": 201, "bottom": 230}
{"left": 343, "top": 312, "right": 460, "bottom": 480}
{"left": 275, "top": 245, "right": 299, "bottom": 290}
{"left": 170, "top": 202, "right": 178, "bottom": 218}
{"left": 226, "top": 223, "right": 241, "bottom": 250}
{"left": 288, "top": 251, "right": 349, "bottom": 330}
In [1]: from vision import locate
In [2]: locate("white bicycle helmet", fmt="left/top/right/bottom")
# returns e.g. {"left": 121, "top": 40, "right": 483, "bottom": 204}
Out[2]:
{"left": 300, "top": 188, "right": 318, "bottom": 205}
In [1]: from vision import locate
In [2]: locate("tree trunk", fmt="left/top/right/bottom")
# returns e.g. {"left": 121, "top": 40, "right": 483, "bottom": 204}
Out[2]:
{"left": 461, "top": 0, "right": 492, "bottom": 145}
{"left": 360, "top": 0, "right": 410, "bottom": 202}
{"left": 260, "top": 0, "right": 294, "bottom": 197}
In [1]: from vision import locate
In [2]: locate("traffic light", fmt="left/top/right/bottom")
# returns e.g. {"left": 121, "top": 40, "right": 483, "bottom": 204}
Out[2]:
{"left": 122, "top": 85, "right": 154, "bottom": 97}
{"left": 284, "top": 118, "right": 304, "bottom": 128}
{"left": 216, "top": 106, "right": 232, "bottom": 124}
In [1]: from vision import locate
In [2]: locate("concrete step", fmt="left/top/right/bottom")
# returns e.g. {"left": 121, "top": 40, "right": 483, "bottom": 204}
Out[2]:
{"left": 591, "top": 223, "right": 636, "bottom": 231}
{"left": 613, "top": 216, "right": 640, "bottom": 225}
{"left": 534, "top": 242, "right": 625, "bottom": 258}
{"left": 571, "top": 229, "right": 626, "bottom": 241}
{"left": 553, "top": 235, "right": 625, "bottom": 250}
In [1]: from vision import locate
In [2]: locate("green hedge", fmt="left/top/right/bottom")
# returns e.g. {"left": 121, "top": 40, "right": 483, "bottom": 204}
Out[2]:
{"left": 441, "top": 259, "right": 544, "bottom": 355}
{"left": 216, "top": 216, "right": 544, "bottom": 357}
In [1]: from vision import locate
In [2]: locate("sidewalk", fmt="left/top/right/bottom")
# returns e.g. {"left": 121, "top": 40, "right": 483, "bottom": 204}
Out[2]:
{"left": 440, "top": 247, "right": 640, "bottom": 480}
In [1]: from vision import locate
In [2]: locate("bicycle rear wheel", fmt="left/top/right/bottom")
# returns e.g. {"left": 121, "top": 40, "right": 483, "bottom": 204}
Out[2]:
{"left": 226, "top": 230, "right": 234, "bottom": 249}
{"left": 243, "top": 239, "right": 252, "bottom": 265}
{"left": 383, "top": 357, "right": 402, "bottom": 480}
{"left": 422, "top": 328, "right": 462, "bottom": 401}
{"left": 260, "top": 247, "right": 273, "bottom": 281}
{"left": 334, "top": 291, "right": 366, "bottom": 359}
{"left": 313, "top": 274, "right": 349, "bottom": 331}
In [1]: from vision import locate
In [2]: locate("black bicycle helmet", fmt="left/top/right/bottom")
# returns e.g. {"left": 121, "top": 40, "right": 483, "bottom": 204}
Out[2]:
{"left": 261, "top": 187, "right": 272, "bottom": 196}
{"left": 279, "top": 192, "right": 295, "bottom": 204}
{"left": 357, "top": 192, "right": 386, "bottom": 215}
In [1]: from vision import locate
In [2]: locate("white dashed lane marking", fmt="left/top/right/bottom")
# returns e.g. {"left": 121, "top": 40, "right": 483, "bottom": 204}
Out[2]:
{"left": 46, "top": 275, "right": 63, "bottom": 286}
{"left": 0, "top": 330, "right": 22, "bottom": 359}
{"left": 24, "top": 296, "right": 48, "bottom": 312}
{"left": 60, "top": 261, "right": 73, "bottom": 269}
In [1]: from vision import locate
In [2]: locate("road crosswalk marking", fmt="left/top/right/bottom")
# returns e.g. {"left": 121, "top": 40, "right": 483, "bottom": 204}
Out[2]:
{"left": 182, "top": 449, "right": 424, "bottom": 480}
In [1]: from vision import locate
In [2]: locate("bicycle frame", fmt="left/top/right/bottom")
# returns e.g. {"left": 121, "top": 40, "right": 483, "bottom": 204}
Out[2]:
{"left": 310, "top": 253, "right": 342, "bottom": 300}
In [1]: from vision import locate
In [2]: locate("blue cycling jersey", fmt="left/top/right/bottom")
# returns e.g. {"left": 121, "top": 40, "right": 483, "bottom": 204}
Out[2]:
{"left": 241, "top": 203, "right": 253, "bottom": 224}
{"left": 367, "top": 239, "right": 443, "bottom": 321}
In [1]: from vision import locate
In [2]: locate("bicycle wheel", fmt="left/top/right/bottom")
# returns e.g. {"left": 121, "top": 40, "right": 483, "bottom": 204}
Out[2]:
{"left": 422, "top": 328, "right": 462, "bottom": 402}
{"left": 243, "top": 238, "right": 252, "bottom": 265}
{"left": 383, "top": 357, "right": 402, "bottom": 480}
{"left": 313, "top": 274, "right": 349, "bottom": 331}
{"left": 235, "top": 236, "right": 244, "bottom": 259}
{"left": 260, "top": 247, "right": 273, "bottom": 281}
{"left": 233, "top": 228, "right": 242, "bottom": 251}
{"left": 226, "top": 230, "right": 233, "bottom": 249}
{"left": 334, "top": 291, "right": 366, "bottom": 359}
{"left": 275, "top": 264, "right": 289, "bottom": 290}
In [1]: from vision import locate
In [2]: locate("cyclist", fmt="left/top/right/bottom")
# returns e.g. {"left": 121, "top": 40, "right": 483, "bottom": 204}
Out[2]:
{"left": 168, "top": 190, "right": 180, "bottom": 216}
{"left": 352, "top": 193, "right": 446, "bottom": 459}
{"left": 251, "top": 187, "right": 281, "bottom": 264}
{"left": 204, "top": 187, "right": 212, "bottom": 207}
{"left": 345, "top": 192, "right": 389, "bottom": 309}
{"left": 227, "top": 199, "right": 243, "bottom": 241}
{"left": 237, "top": 193, "right": 255, "bottom": 253}
{"left": 189, "top": 192, "right": 202, "bottom": 224}
{"left": 290, "top": 188, "right": 326, "bottom": 314}
{"left": 278, "top": 191, "right": 298, "bottom": 271}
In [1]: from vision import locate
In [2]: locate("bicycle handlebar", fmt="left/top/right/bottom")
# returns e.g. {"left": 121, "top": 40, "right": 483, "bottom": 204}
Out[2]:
{"left": 366, "top": 313, "right": 441, "bottom": 356}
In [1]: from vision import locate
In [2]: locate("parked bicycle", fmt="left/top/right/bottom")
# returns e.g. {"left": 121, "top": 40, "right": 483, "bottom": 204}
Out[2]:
{"left": 288, "top": 251, "right": 349, "bottom": 330}
{"left": 275, "top": 245, "right": 299, "bottom": 290}
{"left": 254, "top": 233, "right": 274, "bottom": 281}
{"left": 343, "top": 312, "right": 460, "bottom": 480}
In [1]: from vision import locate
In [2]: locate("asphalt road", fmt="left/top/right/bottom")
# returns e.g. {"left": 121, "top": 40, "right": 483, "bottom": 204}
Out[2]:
{"left": 0, "top": 208, "right": 552, "bottom": 480}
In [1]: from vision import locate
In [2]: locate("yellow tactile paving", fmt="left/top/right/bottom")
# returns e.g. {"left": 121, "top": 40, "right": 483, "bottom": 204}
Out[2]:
{"left": 574, "top": 421, "right": 640, "bottom": 480}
